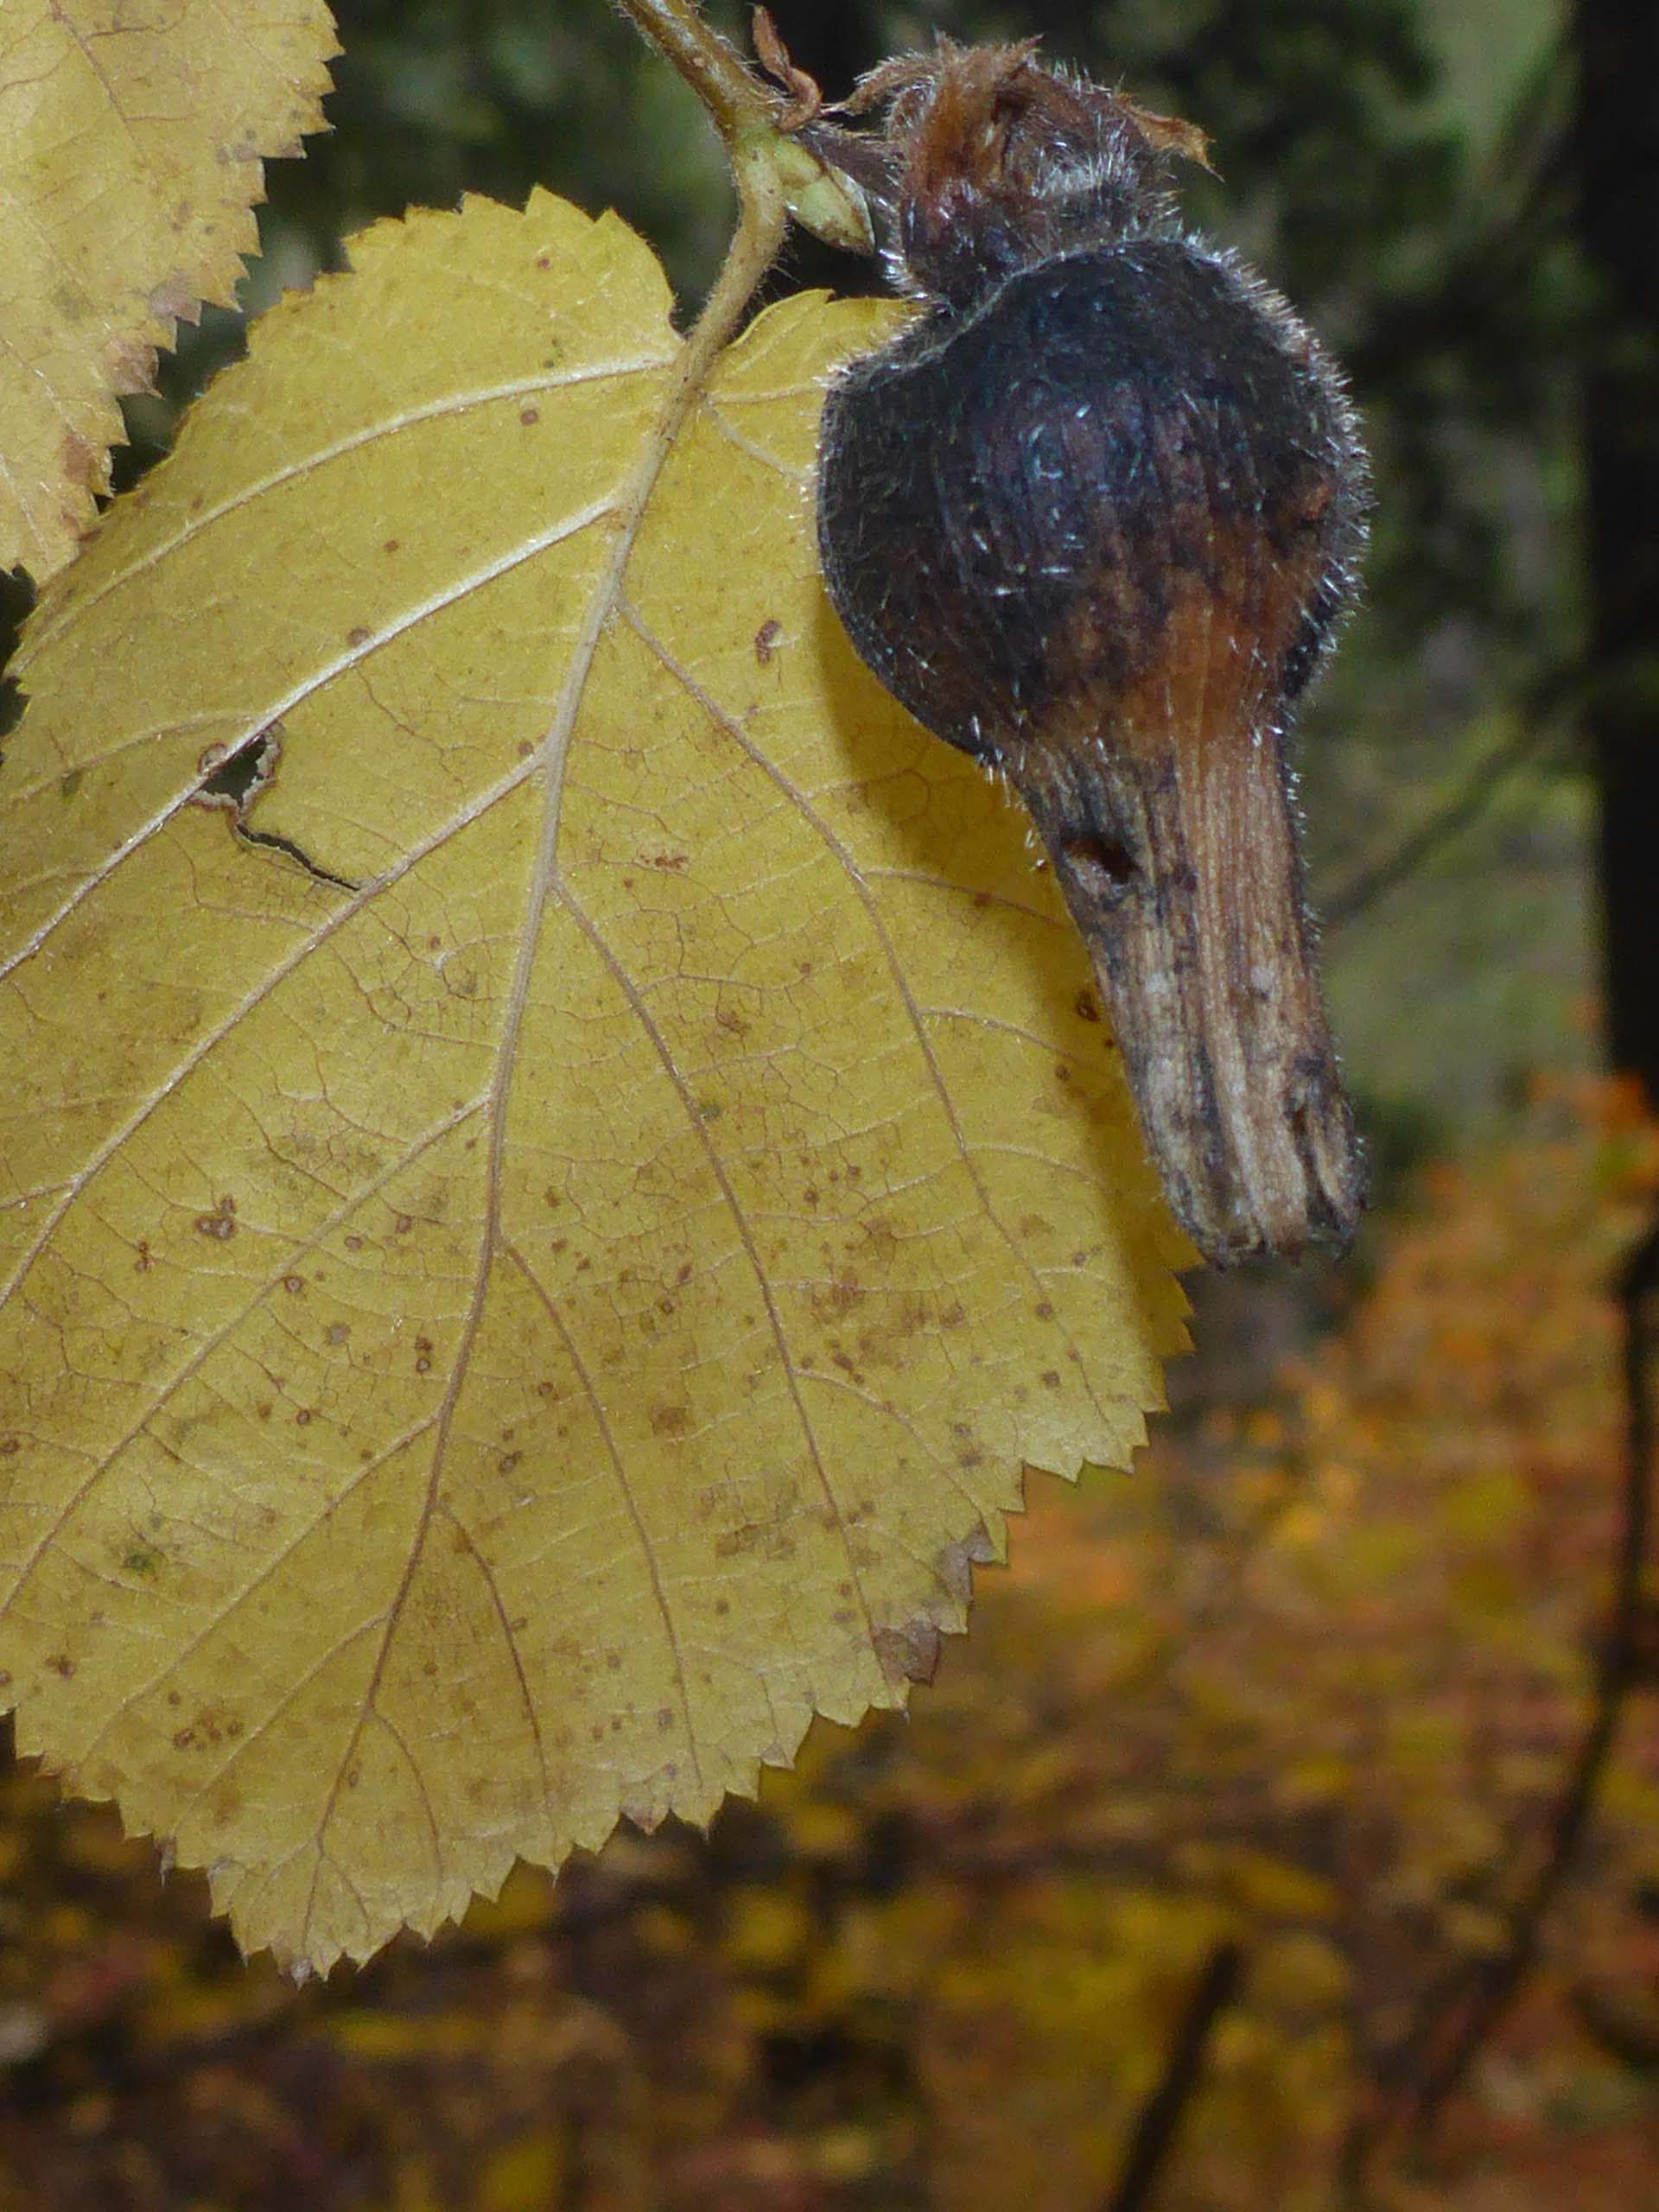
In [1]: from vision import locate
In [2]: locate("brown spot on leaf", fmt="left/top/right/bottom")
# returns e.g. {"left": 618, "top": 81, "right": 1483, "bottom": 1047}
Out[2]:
{"left": 937, "top": 1525, "right": 996, "bottom": 1603}
{"left": 873, "top": 1620, "right": 942, "bottom": 1688}
{"left": 59, "top": 431, "right": 102, "bottom": 490}
{"left": 715, "top": 1516, "right": 798, "bottom": 1561}
{"left": 175, "top": 1704, "right": 240, "bottom": 1750}
{"left": 194, "top": 1195, "right": 238, "bottom": 1241}
{"left": 753, "top": 618, "right": 783, "bottom": 664}
{"left": 811, "top": 1273, "right": 866, "bottom": 1322}
{"left": 148, "top": 272, "right": 196, "bottom": 325}
{"left": 107, "top": 330, "right": 160, "bottom": 394}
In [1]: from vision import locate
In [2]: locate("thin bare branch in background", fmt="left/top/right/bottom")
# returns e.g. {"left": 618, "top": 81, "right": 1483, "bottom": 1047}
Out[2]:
{"left": 1319, "top": 652, "right": 1608, "bottom": 931}
{"left": 1102, "top": 1942, "right": 1246, "bottom": 2212}
{"left": 1320, "top": 716, "right": 1560, "bottom": 930}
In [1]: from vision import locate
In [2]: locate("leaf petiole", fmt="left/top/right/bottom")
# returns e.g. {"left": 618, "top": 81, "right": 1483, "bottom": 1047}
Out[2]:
{"left": 613, "top": 0, "right": 873, "bottom": 254}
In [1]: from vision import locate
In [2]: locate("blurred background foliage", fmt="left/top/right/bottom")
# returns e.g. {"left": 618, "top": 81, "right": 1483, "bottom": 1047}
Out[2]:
{"left": 4, "top": 1, "right": 1659, "bottom": 2206}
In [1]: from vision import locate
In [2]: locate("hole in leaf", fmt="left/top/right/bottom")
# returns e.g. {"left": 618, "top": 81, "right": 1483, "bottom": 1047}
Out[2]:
{"left": 196, "top": 725, "right": 358, "bottom": 893}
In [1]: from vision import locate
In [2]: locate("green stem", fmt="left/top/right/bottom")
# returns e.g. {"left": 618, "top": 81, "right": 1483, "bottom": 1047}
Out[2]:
{"left": 610, "top": 0, "right": 775, "bottom": 140}
{"left": 679, "top": 129, "right": 791, "bottom": 369}
{"left": 613, "top": 0, "right": 874, "bottom": 254}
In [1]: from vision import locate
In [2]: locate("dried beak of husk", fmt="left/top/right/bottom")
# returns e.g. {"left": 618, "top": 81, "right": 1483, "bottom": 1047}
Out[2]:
{"left": 1014, "top": 721, "right": 1363, "bottom": 1267}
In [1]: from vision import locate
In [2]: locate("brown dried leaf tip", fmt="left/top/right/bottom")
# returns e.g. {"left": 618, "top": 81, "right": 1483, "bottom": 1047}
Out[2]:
{"left": 815, "top": 39, "right": 1370, "bottom": 1266}
{"left": 751, "top": 7, "right": 823, "bottom": 130}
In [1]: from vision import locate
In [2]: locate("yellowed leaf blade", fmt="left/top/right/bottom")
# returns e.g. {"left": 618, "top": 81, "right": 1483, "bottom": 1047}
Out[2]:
{"left": 0, "top": 189, "right": 1190, "bottom": 1972}
{"left": 0, "top": 0, "right": 338, "bottom": 580}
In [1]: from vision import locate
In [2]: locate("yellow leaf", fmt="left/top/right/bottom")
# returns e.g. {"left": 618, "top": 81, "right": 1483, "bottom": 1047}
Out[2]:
{"left": 0, "top": 0, "right": 337, "bottom": 579}
{"left": 0, "top": 190, "right": 1188, "bottom": 1972}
